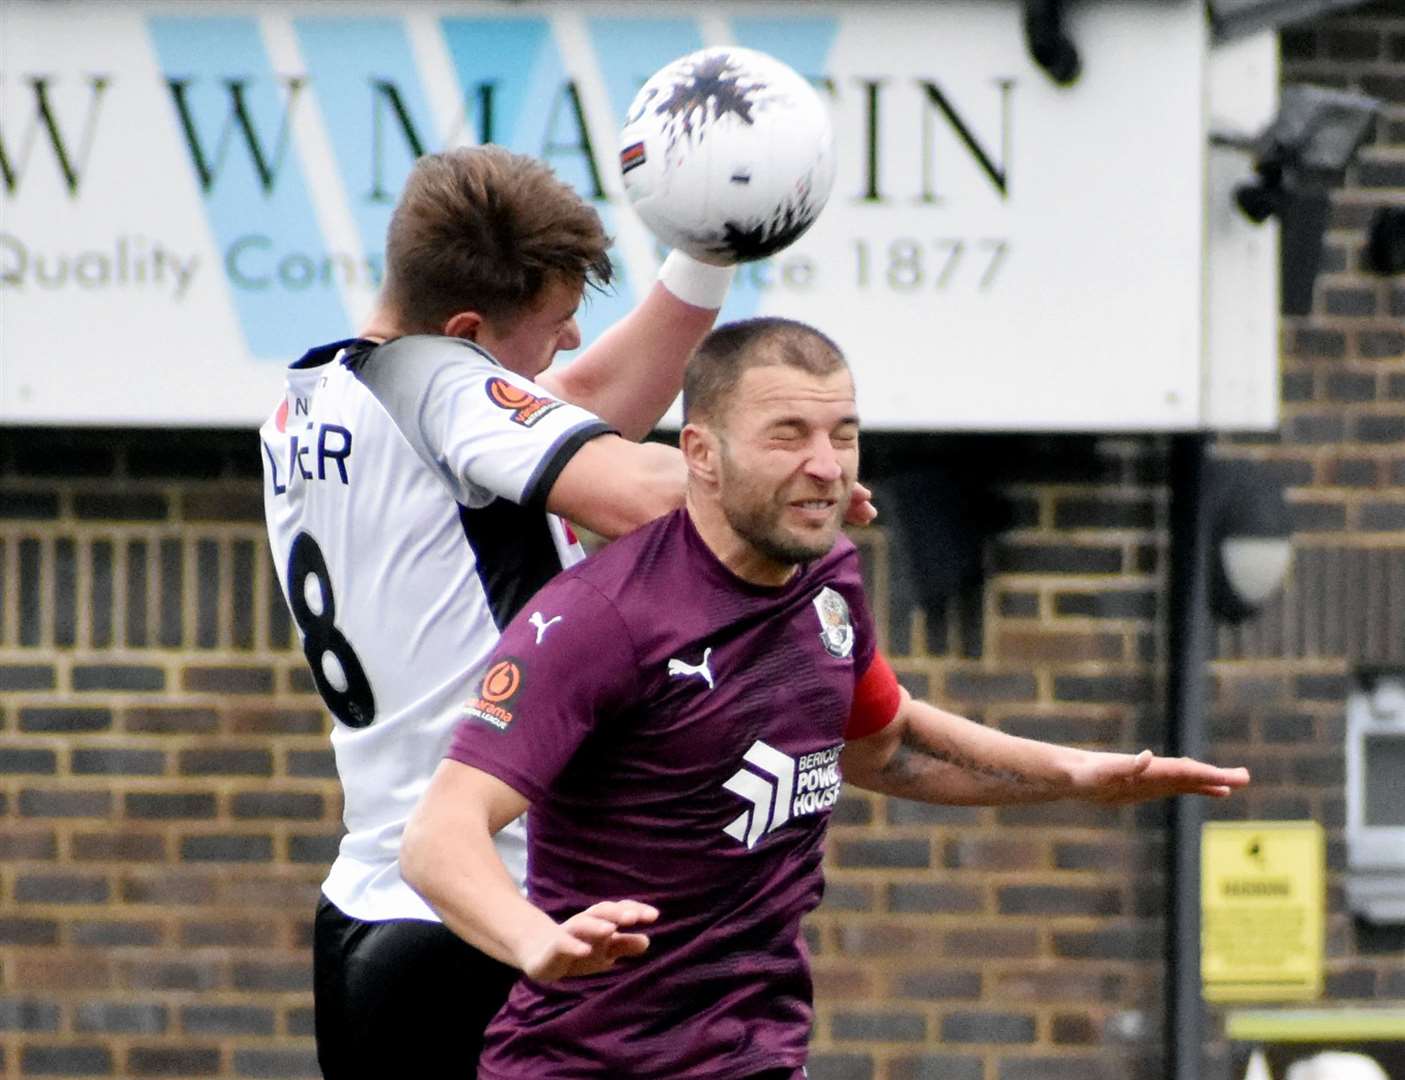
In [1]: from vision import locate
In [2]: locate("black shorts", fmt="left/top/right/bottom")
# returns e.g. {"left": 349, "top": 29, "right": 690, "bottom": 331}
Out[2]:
{"left": 313, "top": 893, "right": 518, "bottom": 1080}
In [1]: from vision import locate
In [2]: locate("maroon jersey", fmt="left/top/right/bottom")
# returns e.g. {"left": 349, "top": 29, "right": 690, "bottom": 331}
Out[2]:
{"left": 447, "top": 509, "right": 898, "bottom": 1079}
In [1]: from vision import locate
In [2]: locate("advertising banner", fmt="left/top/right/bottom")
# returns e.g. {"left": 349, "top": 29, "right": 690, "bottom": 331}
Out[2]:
{"left": 0, "top": 1, "right": 1275, "bottom": 429}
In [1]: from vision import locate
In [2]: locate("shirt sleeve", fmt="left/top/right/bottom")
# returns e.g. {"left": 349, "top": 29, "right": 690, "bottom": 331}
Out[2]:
{"left": 845, "top": 651, "right": 902, "bottom": 741}
{"left": 446, "top": 574, "right": 637, "bottom": 804}
{"left": 830, "top": 543, "right": 900, "bottom": 740}
{"left": 351, "top": 336, "right": 614, "bottom": 509}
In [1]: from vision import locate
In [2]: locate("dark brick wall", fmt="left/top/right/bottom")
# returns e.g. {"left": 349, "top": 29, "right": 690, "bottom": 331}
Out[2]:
{"left": 813, "top": 436, "right": 1175, "bottom": 1080}
{"left": 5, "top": 6, "right": 1405, "bottom": 1079}
{"left": 0, "top": 431, "right": 326, "bottom": 1079}
{"left": 0, "top": 438, "right": 1244, "bottom": 1080}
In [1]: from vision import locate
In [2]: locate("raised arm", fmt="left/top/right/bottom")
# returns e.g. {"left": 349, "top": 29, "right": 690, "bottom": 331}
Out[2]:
{"left": 542, "top": 413, "right": 874, "bottom": 540}
{"left": 401, "top": 759, "right": 657, "bottom": 983}
{"left": 545, "top": 436, "right": 686, "bottom": 540}
{"left": 841, "top": 690, "right": 1249, "bottom": 806}
{"left": 538, "top": 255, "right": 734, "bottom": 440}
{"left": 538, "top": 252, "right": 877, "bottom": 527}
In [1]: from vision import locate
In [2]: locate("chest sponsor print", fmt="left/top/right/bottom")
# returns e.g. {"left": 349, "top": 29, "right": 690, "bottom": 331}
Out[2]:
{"left": 813, "top": 586, "right": 854, "bottom": 659}
{"left": 722, "top": 740, "right": 844, "bottom": 849}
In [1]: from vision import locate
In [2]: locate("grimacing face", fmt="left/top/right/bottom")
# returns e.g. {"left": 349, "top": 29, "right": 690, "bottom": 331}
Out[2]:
{"left": 714, "top": 362, "right": 859, "bottom": 569}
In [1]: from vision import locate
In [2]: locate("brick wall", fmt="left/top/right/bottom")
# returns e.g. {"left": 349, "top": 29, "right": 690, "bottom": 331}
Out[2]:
{"left": 0, "top": 429, "right": 1183, "bottom": 1080}
{"left": 5, "top": 6, "right": 1405, "bottom": 1080}
{"left": 0, "top": 431, "right": 330, "bottom": 1080}
{"left": 810, "top": 436, "right": 1174, "bottom": 1080}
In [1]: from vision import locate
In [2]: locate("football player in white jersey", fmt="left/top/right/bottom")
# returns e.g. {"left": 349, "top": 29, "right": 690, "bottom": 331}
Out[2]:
{"left": 261, "top": 147, "right": 872, "bottom": 1079}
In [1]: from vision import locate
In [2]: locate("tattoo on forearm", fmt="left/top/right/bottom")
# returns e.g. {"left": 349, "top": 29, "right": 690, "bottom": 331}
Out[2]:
{"left": 880, "top": 725, "right": 1049, "bottom": 794}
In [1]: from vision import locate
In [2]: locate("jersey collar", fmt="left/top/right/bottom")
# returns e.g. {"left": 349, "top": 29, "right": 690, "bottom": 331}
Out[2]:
{"left": 291, "top": 338, "right": 376, "bottom": 370}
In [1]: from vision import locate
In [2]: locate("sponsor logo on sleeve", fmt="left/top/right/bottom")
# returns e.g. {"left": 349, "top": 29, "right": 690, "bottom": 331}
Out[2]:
{"left": 485, "top": 377, "right": 564, "bottom": 428}
{"left": 460, "top": 658, "right": 524, "bottom": 731}
{"left": 813, "top": 586, "right": 855, "bottom": 659}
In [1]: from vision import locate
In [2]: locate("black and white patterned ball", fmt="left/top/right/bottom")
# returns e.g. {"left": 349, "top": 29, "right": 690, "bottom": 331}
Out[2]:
{"left": 619, "top": 47, "right": 835, "bottom": 266}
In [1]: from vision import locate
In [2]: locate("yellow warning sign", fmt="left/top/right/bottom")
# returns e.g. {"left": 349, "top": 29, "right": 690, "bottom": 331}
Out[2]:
{"left": 1202, "top": 821, "right": 1324, "bottom": 1003}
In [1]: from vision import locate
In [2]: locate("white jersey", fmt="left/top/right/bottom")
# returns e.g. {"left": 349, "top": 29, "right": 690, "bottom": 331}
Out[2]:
{"left": 260, "top": 335, "right": 611, "bottom": 923}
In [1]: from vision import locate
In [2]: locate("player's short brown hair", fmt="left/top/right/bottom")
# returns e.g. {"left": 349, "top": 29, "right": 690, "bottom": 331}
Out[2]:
{"left": 684, "top": 317, "right": 848, "bottom": 426}
{"left": 383, "top": 146, "right": 613, "bottom": 332}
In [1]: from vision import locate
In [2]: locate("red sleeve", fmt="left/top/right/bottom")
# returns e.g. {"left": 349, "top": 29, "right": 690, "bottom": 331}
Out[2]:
{"left": 845, "top": 651, "right": 902, "bottom": 741}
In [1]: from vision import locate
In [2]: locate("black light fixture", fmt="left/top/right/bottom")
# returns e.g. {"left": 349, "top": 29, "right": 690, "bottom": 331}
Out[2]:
{"left": 1233, "top": 85, "right": 1378, "bottom": 208}
{"left": 1227, "top": 84, "right": 1379, "bottom": 225}
{"left": 1365, "top": 207, "right": 1405, "bottom": 277}
{"left": 1206, "top": 460, "right": 1293, "bottom": 624}
{"left": 1023, "top": 0, "right": 1081, "bottom": 86}
{"left": 1214, "top": 84, "right": 1379, "bottom": 314}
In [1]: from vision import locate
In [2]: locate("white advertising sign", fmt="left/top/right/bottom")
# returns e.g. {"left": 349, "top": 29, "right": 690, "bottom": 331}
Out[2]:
{"left": 0, "top": 1, "right": 1276, "bottom": 430}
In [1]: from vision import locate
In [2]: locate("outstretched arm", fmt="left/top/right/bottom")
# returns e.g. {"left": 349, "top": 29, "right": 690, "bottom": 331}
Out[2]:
{"left": 402, "top": 760, "right": 657, "bottom": 983}
{"left": 538, "top": 255, "right": 733, "bottom": 441}
{"left": 841, "top": 690, "right": 1249, "bottom": 806}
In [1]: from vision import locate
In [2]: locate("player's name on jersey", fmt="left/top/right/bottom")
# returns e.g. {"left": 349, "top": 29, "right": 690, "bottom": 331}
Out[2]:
{"left": 264, "top": 421, "right": 354, "bottom": 495}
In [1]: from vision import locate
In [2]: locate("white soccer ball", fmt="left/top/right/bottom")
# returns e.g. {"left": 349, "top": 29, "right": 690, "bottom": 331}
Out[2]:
{"left": 618, "top": 46, "right": 836, "bottom": 265}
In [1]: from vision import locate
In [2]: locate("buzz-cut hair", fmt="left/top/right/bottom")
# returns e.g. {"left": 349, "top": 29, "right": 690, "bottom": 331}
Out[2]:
{"left": 382, "top": 146, "right": 613, "bottom": 333}
{"left": 683, "top": 317, "right": 848, "bottom": 426}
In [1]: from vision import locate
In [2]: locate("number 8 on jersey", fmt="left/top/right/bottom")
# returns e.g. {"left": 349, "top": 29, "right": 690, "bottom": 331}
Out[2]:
{"left": 287, "top": 531, "right": 377, "bottom": 729}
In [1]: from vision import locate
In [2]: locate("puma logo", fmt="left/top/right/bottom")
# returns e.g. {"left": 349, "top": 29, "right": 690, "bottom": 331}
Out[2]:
{"left": 528, "top": 611, "right": 562, "bottom": 644}
{"left": 667, "top": 647, "right": 714, "bottom": 690}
